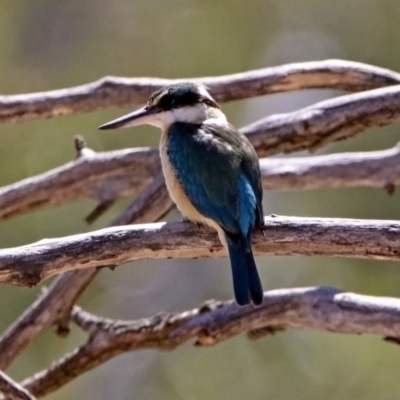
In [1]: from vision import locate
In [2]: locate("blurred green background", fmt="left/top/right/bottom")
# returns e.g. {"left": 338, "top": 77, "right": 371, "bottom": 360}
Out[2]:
{"left": 1, "top": 1, "right": 400, "bottom": 399}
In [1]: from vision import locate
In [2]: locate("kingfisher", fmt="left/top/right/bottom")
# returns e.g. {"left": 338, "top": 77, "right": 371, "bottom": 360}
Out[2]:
{"left": 99, "top": 82, "right": 265, "bottom": 306}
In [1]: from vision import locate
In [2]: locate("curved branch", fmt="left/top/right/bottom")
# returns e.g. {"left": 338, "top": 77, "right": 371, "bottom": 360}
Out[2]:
{"left": 16, "top": 287, "right": 400, "bottom": 398}
{"left": 1, "top": 216, "right": 400, "bottom": 287}
{"left": 1, "top": 59, "right": 400, "bottom": 123}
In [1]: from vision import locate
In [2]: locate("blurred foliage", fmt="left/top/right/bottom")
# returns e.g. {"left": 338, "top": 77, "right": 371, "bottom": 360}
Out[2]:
{"left": 1, "top": 1, "right": 400, "bottom": 399}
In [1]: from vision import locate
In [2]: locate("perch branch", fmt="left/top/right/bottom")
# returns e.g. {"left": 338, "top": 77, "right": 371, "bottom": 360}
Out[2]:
{"left": 0, "top": 180, "right": 172, "bottom": 370}
{"left": 2, "top": 216, "right": 400, "bottom": 287}
{"left": 1, "top": 59, "right": 400, "bottom": 123}
{"left": 0, "top": 370, "right": 35, "bottom": 400}
{"left": 15, "top": 287, "right": 400, "bottom": 398}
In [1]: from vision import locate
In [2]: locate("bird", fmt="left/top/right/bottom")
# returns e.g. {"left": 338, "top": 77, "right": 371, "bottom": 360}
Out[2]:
{"left": 99, "top": 82, "right": 265, "bottom": 306}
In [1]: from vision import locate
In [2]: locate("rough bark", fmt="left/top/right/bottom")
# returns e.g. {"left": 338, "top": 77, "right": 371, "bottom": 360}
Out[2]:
{"left": 1, "top": 59, "right": 400, "bottom": 123}
{"left": 12, "top": 287, "right": 400, "bottom": 398}
{"left": 1, "top": 216, "right": 400, "bottom": 287}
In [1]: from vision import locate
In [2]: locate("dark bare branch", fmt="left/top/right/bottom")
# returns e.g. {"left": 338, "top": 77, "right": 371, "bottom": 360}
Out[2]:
{"left": 0, "top": 370, "right": 35, "bottom": 400}
{"left": 1, "top": 59, "right": 400, "bottom": 124}
{"left": 85, "top": 200, "right": 116, "bottom": 224}
{"left": 1, "top": 216, "right": 400, "bottom": 287}
{"left": 110, "top": 171, "right": 173, "bottom": 225}
{"left": 16, "top": 287, "right": 400, "bottom": 398}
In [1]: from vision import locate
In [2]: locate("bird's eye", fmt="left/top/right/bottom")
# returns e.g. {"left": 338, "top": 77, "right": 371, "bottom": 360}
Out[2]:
{"left": 146, "top": 97, "right": 156, "bottom": 109}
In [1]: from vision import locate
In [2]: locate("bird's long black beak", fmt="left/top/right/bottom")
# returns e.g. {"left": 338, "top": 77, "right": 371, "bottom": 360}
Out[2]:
{"left": 98, "top": 106, "right": 157, "bottom": 130}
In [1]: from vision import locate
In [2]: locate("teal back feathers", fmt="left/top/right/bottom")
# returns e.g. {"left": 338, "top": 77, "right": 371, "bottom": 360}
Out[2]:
{"left": 167, "top": 121, "right": 264, "bottom": 305}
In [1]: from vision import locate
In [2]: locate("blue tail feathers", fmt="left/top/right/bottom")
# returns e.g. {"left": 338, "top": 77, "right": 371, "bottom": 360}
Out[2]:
{"left": 226, "top": 234, "right": 263, "bottom": 306}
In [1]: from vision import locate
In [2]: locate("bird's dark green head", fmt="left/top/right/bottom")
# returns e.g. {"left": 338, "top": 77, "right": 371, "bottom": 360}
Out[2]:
{"left": 99, "top": 82, "right": 222, "bottom": 131}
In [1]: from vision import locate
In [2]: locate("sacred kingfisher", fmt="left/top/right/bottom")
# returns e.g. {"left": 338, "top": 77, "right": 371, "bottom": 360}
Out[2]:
{"left": 99, "top": 82, "right": 265, "bottom": 306}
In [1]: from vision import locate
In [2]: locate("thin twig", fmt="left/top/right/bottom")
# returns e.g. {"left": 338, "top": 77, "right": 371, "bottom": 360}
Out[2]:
{"left": 14, "top": 286, "right": 400, "bottom": 398}
{"left": 1, "top": 59, "right": 400, "bottom": 123}
{"left": 0, "top": 370, "right": 35, "bottom": 400}
{"left": 85, "top": 200, "right": 115, "bottom": 224}
{"left": 110, "top": 171, "right": 173, "bottom": 225}
{"left": 2, "top": 216, "right": 400, "bottom": 287}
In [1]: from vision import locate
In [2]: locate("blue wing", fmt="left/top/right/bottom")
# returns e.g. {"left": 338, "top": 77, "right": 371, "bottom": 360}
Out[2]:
{"left": 168, "top": 121, "right": 264, "bottom": 305}
{"left": 167, "top": 122, "right": 258, "bottom": 236}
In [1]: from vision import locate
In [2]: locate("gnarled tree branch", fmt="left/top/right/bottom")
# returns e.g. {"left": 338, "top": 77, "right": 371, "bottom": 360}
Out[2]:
{"left": 2, "top": 59, "right": 400, "bottom": 398}
{"left": 13, "top": 286, "right": 400, "bottom": 398}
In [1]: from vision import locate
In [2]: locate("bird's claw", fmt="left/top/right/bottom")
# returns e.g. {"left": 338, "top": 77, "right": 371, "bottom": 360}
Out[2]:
{"left": 181, "top": 216, "right": 202, "bottom": 228}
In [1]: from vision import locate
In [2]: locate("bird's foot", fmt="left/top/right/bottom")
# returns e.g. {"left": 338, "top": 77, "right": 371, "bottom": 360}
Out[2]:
{"left": 260, "top": 214, "right": 281, "bottom": 237}
{"left": 181, "top": 216, "right": 202, "bottom": 228}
